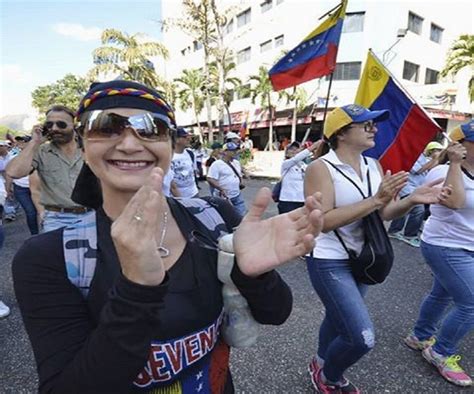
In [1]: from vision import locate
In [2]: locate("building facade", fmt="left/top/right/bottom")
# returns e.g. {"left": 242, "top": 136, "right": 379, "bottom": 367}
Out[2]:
{"left": 161, "top": 0, "right": 472, "bottom": 147}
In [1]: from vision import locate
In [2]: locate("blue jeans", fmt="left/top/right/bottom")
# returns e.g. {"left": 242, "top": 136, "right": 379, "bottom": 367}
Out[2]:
{"left": 230, "top": 193, "right": 246, "bottom": 217}
{"left": 388, "top": 201, "right": 424, "bottom": 237}
{"left": 414, "top": 241, "right": 474, "bottom": 356}
{"left": 13, "top": 184, "right": 38, "bottom": 235}
{"left": 42, "top": 211, "right": 90, "bottom": 233}
{"left": 306, "top": 257, "right": 374, "bottom": 382}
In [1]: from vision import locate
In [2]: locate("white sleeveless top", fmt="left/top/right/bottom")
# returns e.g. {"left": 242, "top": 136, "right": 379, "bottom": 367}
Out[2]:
{"left": 311, "top": 149, "right": 382, "bottom": 259}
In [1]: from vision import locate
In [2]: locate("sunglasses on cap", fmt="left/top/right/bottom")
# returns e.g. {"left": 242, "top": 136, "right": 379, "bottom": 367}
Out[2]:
{"left": 77, "top": 110, "right": 175, "bottom": 142}
{"left": 43, "top": 120, "right": 70, "bottom": 130}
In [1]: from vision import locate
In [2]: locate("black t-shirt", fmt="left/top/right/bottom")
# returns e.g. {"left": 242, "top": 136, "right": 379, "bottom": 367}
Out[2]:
{"left": 13, "top": 197, "right": 292, "bottom": 393}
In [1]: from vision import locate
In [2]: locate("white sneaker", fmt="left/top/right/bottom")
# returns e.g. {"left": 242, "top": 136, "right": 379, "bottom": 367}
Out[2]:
{"left": 0, "top": 301, "right": 10, "bottom": 318}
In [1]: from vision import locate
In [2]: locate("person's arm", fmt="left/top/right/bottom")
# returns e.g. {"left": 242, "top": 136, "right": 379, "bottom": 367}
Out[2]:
{"left": 378, "top": 152, "right": 448, "bottom": 220}
{"left": 5, "top": 174, "right": 13, "bottom": 200}
{"left": 6, "top": 126, "right": 43, "bottom": 178}
{"left": 29, "top": 171, "right": 44, "bottom": 222}
{"left": 207, "top": 176, "right": 227, "bottom": 198}
{"left": 437, "top": 143, "right": 466, "bottom": 209}
{"left": 304, "top": 159, "right": 408, "bottom": 232}
{"left": 12, "top": 232, "right": 170, "bottom": 393}
{"left": 170, "top": 180, "right": 181, "bottom": 197}
{"left": 281, "top": 149, "right": 312, "bottom": 172}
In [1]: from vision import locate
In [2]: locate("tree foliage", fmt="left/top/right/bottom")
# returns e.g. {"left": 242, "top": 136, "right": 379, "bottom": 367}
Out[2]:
{"left": 248, "top": 66, "right": 278, "bottom": 150}
{"left": 441, "top": 34, "right": 474, "bottom": 102}
{"left": 31, "top": 74, "right": 89, "bottom": 114}
{"left": 89, "top": 29, "right": 168, "bottom": 89}
{"left": 174, "top": 68, "right": 206, "bottom": 136}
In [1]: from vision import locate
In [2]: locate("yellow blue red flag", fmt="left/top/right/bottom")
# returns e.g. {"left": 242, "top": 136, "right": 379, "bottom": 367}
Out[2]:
{"left": 269, "top": 0, "right": 347, "bottom": 91}
{"left": 355, "top": 51, "right": 441, "bottom": 172}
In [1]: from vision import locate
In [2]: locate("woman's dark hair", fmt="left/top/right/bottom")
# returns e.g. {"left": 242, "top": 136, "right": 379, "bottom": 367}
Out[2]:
{"left": 322, "top": 124, "right": 351, "bottom": 154}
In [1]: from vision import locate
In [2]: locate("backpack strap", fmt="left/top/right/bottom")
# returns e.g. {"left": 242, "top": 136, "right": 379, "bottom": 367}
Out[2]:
{"left": 63, "top": 211, "right": 98, "bottom": 298}
{"left": 322, "top": 156, "right": 372, "bottom": 198}
{"left": 323, "top": 157, "right": 373, "bottom": 254}
{"left": 172, "top": 197, "right": 231, "bottom": 243}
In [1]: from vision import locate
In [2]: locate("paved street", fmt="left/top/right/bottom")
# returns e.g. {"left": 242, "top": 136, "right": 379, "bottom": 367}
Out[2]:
{"left": 0, "top": 178, "right": 472, "bottom": 393}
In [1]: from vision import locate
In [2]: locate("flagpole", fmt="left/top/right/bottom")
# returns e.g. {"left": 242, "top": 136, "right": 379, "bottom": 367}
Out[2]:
{"left": 318, "top": 1, "right": 344, "bottom": 20}
{"left": 369, "top": 49, "right": 441, "bottom": 126}
{"left": 302, "top": 72, "right": 334, "bottom": 144}
{"left": 322, "top": 72, "right": 334, "bottom": 126}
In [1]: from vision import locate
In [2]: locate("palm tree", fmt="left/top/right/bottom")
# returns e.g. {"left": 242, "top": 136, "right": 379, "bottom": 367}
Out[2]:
{"left": 248, "top": 66, "right": 278, "bottom": 151}
{"left": 209, "top": 60, "right": 241, "bottom": 132}
{"left": 89, "top": 29, "right": 168, "bottom": 89}
{"left": 174, "top": 69, "right": 206, "bottom": 137}
{"left": 441, "top": 34, "right": 474, "bottom": 102}
{"left": 279, "top": 87, "right": 308, "bottom": 142}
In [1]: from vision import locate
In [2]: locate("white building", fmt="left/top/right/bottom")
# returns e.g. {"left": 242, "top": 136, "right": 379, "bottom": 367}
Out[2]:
{"left": 161, "top": 0, "right": 472, "bottom": 147}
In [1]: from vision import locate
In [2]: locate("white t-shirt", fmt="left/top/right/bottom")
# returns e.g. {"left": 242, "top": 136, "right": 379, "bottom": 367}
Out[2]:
{"left": 170, "top": 150, "right": 199, "bottom": 198}
{"left": 421, "top": 165, "right": 474, "bottom": 251}
{"left": 207, "top": 159, "right": 242, "bottom": 199}
{"left": 312, "top": 150, "right": 382, "bottom": 259}
{"left": 279, "top": 149, "right": 311, "bottom": 203}
{"left": 162, "top": 170, "right": 173, "bottom": 197}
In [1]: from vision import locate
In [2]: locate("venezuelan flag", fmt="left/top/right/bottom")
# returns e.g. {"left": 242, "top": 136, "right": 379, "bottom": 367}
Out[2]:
{"left": 269, "top": 0, "right": 347, "bottom": 91}
{"left": 355, "top": 51, "right": 441, "bottom": 173}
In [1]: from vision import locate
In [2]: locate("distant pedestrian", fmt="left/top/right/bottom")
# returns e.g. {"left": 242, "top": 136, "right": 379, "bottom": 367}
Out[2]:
{"left": 170, "top": 127, "right": 199, "bottom": 198}
{"left": 278, "top": 140, "right": 322, "bottom": 214}
{"left": 6, "top": 105, "right": 89, "bottom": 232}
{"left": 207, "top": 142, "right": 246, "bottom": 216}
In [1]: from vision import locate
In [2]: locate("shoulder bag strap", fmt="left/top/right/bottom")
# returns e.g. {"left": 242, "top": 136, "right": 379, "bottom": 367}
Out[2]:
{"left": 224, "top": 160, "right": 242, "bottom": 181}
{"left": 322, "top": 157, "right": 372, "bottom": 253}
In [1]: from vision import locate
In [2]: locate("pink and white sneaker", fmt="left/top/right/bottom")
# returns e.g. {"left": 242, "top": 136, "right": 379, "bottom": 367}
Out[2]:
{"left": 422, "top": 346, "right": 473, "bottom": 387}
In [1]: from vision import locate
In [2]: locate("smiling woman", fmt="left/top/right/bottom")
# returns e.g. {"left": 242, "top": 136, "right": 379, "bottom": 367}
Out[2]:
{"left": 12, "top": 80, "right": 325, "bottom": 393}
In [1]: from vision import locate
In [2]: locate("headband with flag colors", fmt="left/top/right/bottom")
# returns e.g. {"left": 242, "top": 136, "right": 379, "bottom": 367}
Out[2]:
{"left": 268, "top": 0, "right": 347, "bottom": 91}
{"left": 76, "top": 87, "right": 175, "bottom": 124}
{"left": 355, "top": 50, "right": 441, "bottom": 173}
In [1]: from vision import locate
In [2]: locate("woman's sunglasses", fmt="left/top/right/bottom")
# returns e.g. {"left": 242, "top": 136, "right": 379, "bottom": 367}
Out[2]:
{"left": 77, "top": 110, "right": 175, "bottom": 142}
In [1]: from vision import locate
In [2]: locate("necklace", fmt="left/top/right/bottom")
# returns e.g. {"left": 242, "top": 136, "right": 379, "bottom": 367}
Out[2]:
{"left": 157, "top": 210, "right": 170, "bottom": 258}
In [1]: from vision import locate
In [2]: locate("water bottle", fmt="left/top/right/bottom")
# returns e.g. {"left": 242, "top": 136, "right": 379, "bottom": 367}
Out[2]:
{"left": 217, "top": 234, "right": 260, "bottom": 347}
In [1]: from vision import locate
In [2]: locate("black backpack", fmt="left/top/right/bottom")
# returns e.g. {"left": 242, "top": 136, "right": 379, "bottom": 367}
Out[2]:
{"left": 324, "top": 157, "right": 394, "bottom": 285}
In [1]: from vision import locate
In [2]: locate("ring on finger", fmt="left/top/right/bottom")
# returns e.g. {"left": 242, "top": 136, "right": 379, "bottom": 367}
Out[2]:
{"left": 133, "top": 214, "right": 143, "bottom": 222}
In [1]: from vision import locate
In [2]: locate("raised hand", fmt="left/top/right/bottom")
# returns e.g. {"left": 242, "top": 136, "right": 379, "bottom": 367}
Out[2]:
{"left": 31, "top": 124, "right": 46, "bottom": 145}
{"left": 446, "top": 142, "right": 467, "bottom": 164}
{"left": 409, "top": 178, "right": 450, "bottom": 205}
{"left": 233, "top": 188, "right": 324, "bottom": 277}
{"left": 111, "top": 167, "right": 166, "bottom": 286}
{"left": 373, "top": 170, "right": 409, "bottom": 206}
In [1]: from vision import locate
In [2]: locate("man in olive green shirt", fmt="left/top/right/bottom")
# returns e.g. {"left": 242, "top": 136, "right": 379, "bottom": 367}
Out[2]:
{"left": 6, "top": 105, "right": 89, "bottom": 232}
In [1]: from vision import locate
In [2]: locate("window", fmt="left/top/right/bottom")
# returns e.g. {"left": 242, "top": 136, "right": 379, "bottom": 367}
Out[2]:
{"left": 332, "top": 62, "right": 361, "bottom": 80}
{"left": 193, "top": 41, "right": 203, "bottom": 51}
{"left": 425, "top": 68, "right": 439, "bottom": 84}
{"left": 261, "top": 0, "right": 272, "bottom": 13}
{"left": 403, "top": 61, "right": 420, "bottom": 82}
{"left": 237, "top": 8, "right": 251, "bottom": 28}
{"left": 260, "top": 39, "right": 272, "bottom": 52}
{"left": 181, "top": 47, "right": 190, "bottom": 56}
{"left": 408, "top": 12, "right": 423, "bottom": 35}
{"left": 430, "top": 23, "right": 443, "bottom": 43}
{"left": 223, "top": 19, "right": 234, "bottom": 36}
{"left": 237, "top": 47, "right": 251, "bottom": 64}
{"left": 274, "top": 34, "right": 284, "bottom": 47}
{"left": 342, "top": 12, "right": 365, "bottom": 33}
{"left": 276, "top": 0, "right": 284, "bottom": 4}
{"left": 238, "top": 84, "right": 251, "bottom": 99}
